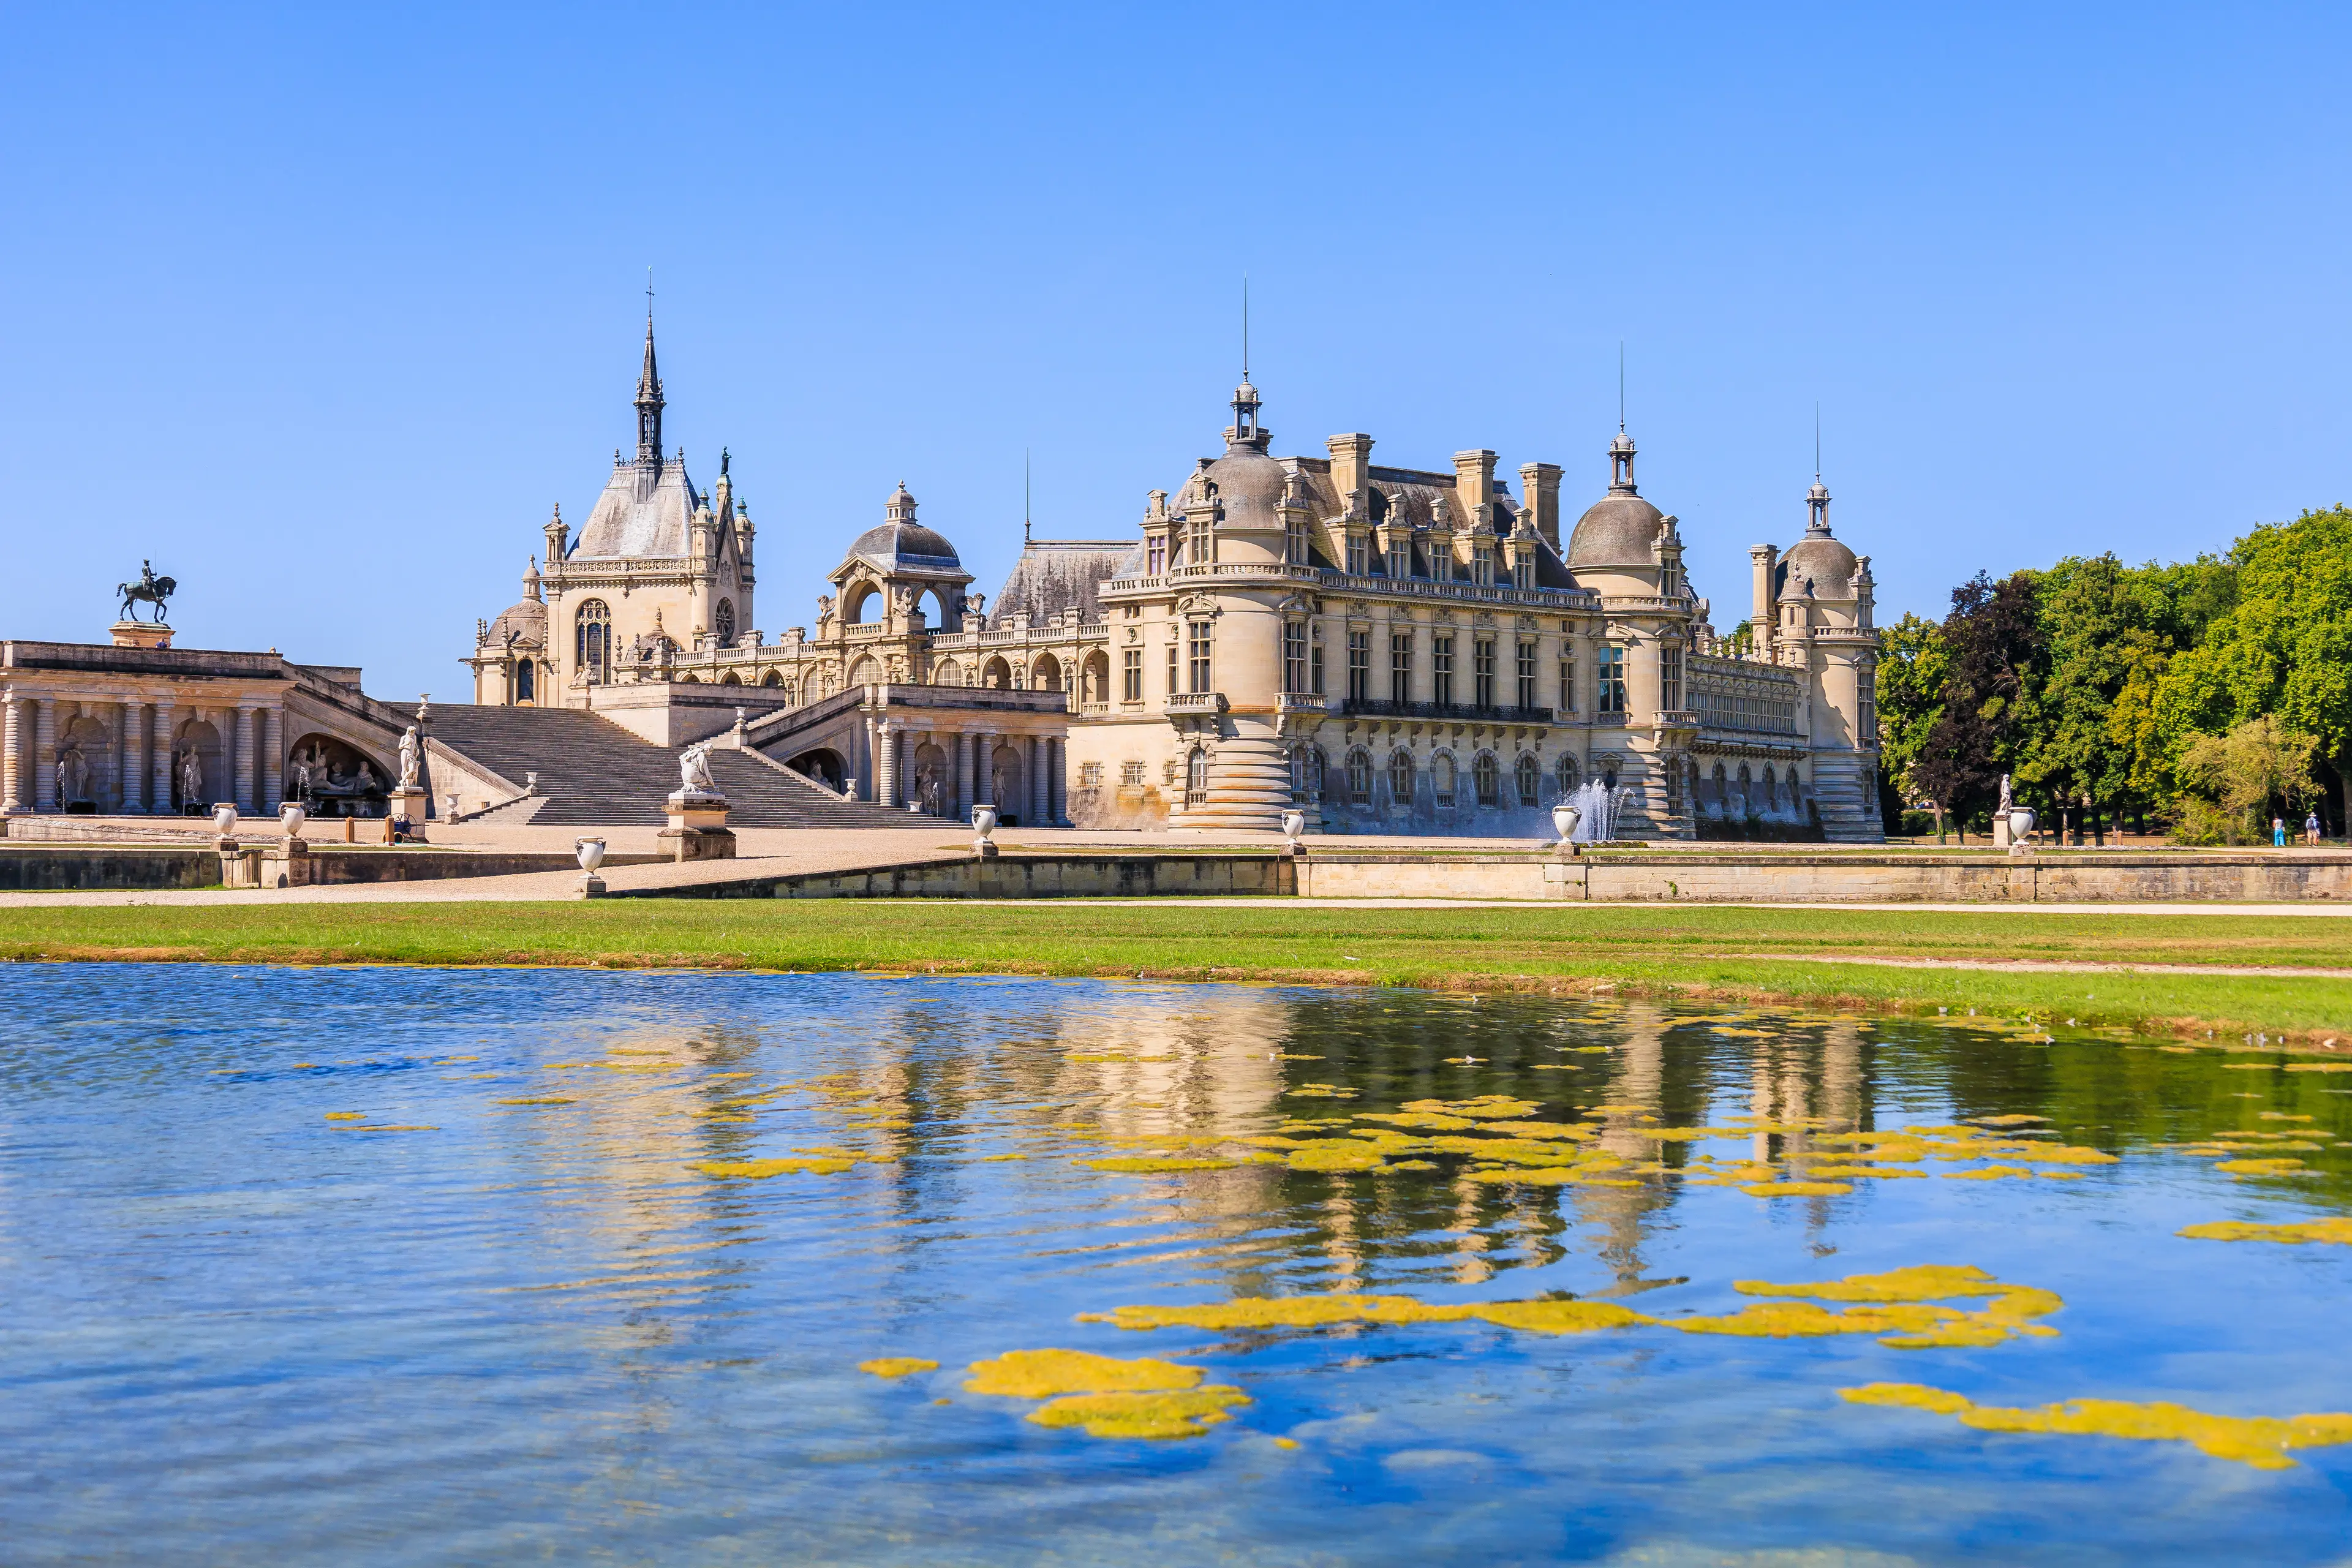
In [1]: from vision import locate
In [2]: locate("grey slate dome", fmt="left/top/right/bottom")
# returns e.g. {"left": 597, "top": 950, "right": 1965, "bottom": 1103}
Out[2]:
{"left": 1776, "top": 479, "right": 1856, "bottom": 596}
{"left": 1202, "top": 444, "right": 1288, "bottom": 530}
{"left": 846, "top": 520, "right": 963, "bottom": 570}
{"left": 1565, "top": 431, "right": 1664, "bottom": 568}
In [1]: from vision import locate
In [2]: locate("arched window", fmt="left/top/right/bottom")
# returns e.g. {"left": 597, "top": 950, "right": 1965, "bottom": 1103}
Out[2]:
{"left": 1514, "top": 752, "right": 1540, "bottom": 807}
{"left": 720, "top": 671, "right": 742, "bottom": 687}
{"left": 1293, "top": 745, "right": 1325, "bottom": 803}
{"left": 1033, "top": 655, "right": 1062, "bottom": 693}
{"left": 1389, "top": 750, "right": 1416, "bottom": 806}
{"left": 514, "top": 660, "right": 535, "bottom": 705}
{"left": 575, "top": 599, "right": 611, "bottom": 684}
{"left": 714, "top": 598, "right": 736, "bottom": 648}
{"left": 1185, "top": 747, "right": 1210, "bottom": 804}
{"left": 1347, "top": 748, "right": 1373, "bottom": 804}
{"left": 1474, "top": 752, "right": 1500, "bottom": 807}
{"left": 761, "top": 669, "right": 783, "bottom": 688}
{"left": 1433, "top": 752, "right": 1457, "bottom": 807}
{"left": 1763, "top": 767, "right": 1779, "bottom": 810}
{"left": 1555, "top": 753, "right": 1580, "bottom": 804}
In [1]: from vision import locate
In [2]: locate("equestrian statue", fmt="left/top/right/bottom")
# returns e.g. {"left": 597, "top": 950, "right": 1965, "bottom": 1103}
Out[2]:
{"left": 117, "top": 562, "right": 176, "bottom": 623}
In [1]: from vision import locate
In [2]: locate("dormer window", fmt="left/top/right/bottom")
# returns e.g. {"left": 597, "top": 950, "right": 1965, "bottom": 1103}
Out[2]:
{"left": 1346, "top": 534, "right": 1368, "bottom": 576}
{"left": 1388, "top": 538, "right": 1411, "bottom": 579}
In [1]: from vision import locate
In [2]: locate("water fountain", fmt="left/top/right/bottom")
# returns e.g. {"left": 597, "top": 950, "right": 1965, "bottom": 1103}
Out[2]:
{"left": 1563, "top": 778, "right": 1631, "bottom": 843}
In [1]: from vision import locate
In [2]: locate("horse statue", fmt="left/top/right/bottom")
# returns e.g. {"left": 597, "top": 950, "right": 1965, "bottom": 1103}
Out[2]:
{"left": 116, "top": 561, "right": 176, "bottom": 623}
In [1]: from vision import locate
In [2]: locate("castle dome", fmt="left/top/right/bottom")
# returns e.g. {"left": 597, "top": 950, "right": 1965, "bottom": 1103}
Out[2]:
{"left": 487, "top": 598, "right": 546, "bottom": 645}
{"left": 1564, "top": 431, "right": 1664, "bottom": 568}
{"left": 1776, "top": 479, "right": 1856, "bottom": 596}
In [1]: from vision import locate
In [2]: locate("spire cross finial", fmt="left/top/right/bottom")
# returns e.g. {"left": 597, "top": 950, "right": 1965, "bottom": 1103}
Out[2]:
{"left": 646, "top": 266, "right": 655, "bottom": 322}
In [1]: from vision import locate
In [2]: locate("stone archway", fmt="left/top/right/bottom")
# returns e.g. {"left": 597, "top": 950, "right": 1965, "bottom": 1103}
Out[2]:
{"left": 987, "top": 741, "right": 1027, "bottom": 826}
{"left": 170, "top": 717, "right": 227, "bottom": 815}
{"left": 1080, "top": 650, "right": 1110, "bottom": 704}
{"left": 981, "top": 656, "right": 1012, "bottom": 690}
{"left": 287, "top": 733, "right": 392, "bottom": 818}
{"left": 1032, "top": 654, "right": 1063, "bottom": 693}
{"left": 786, "top": 747, "right": 846, "bottom": 792}
{"left": 911, "top": 739, "right": 949, "bottom": 815}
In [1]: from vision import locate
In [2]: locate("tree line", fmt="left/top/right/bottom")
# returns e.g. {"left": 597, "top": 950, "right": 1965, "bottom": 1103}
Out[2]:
{"left": 1874, "top": 504, "right": 2352, "bottom": 843}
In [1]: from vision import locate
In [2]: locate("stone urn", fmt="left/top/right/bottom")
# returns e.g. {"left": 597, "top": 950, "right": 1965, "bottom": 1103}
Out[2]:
{"left": 2008, "top": 807, "right": 2037, "bottom": 854}
{"left": 576, "top": 836, "right": 608, "bottom": 899}
{"left": 1551, "top": 803, "right": 1581, "bottom": 848}
{"left": 212, "top": 803, "right": 238, "bottom": 838}
{"left": 971, "top": 803, "right": 1000, "bottom": 860}
{"left": 1280, "top": 810, "right": 1306, "bottom": 854}
{"left": 279, "top": 802, "right": 307, "bottom": 840}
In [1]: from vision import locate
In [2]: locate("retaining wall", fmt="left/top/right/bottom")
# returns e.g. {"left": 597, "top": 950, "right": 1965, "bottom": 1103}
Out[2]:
{"left": 609, "top": 853, "right": 1295, "bottom": 900}
{"left": 0, "top": 845, "right": 222, "bottom": 890}
{"left": 1294, "top": 850, "right": 2352, "bottom": 902}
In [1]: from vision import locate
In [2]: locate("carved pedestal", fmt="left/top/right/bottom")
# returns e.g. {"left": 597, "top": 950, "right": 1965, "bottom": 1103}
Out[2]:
{"left": 660, "top": 790, "right": 736, "bottom": 862}
{"left": 268, "top": 839, "right": 314, "bottom": 889}
{"left": 387, "top": 787, "right": 428, "bottom": 843}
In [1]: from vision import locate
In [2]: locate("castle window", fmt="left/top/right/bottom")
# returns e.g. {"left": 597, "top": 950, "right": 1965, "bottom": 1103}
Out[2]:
{"left": 1347, "top": 630, "right": 1370, "bottom": 701}
{"left": 1189, "top": 514, "right": 1213, "bottom": 566}
{"left": 1433, "top": 752, "right": 1457, "bottom": 808}
{"left": 714, "top": 598, "right": 736, "bottom": 648}
{"left": 1597, "top": 645, "right": 1627, "bottom": 714}
{"left": 1390, "top": 631, "right": 1412, "bottom": 703}
{"left": 1346, "top": 534, "right": 1368, "bottom": 576}
{"left": 514, "top": 660, "right": 535, "bottom": 705}
{"left": 1080, "top": 761, "right": 1102, "bottom": 790}
{"left": 1560, "top": 651, "right": 1578, "bottom": 713}
{"left": 575, "top": 599, "right": 611, "bottom": 684}
{"left": 1387, "top": 537, "right": 1411, "bottom": 579}
{"left": 1147, "top": 535, "right": 1167, "bottom": 576}
{"left": 1433, "top": 635, "right": 1456, "bottom": 707}
{"left": 1185, "top": 748, "right": 1208, "bottom": 804}
{"left": 1186, "top": 620, "right": 1213, "bottom": 693}
{"left": 1515, "top": 752, "right": 1540, "bottom": 806}
{"left": 1122, "top": 649, "right": 1142, "bottom": 703}
{"left": 1660, "top": 644, "right": 1683, "bottom": 714}
{"left": 1474, "top": 752, "right": 1500, "bottom": 807}
{"left": 1858, "top": 669, "right": 1877, "bottom": 748}
{"left": 1471, "top": 546, "right": 1493, "bottom": 587}
{"left": 1555, "top": 753, "right": 1580, "bottom": 803}
{"left": 1346, "top": 748, "right": 1372, "bottom": 804}
{"left": 1286, "top": 514, "right": 1309, "bottom": 566}
{"left": 1311, "top": 638, "right": 1324, "bottom": 696}
{"left": 1472, "top": 637, "right": 1495, "bottom": 709}
{"left": 1388, "top": 749, "right": 1415, "bottom": 806}
{"left": 1512, "top": 550, "right": 1533, "bottom": 590}
{"left": 1121, "top": 760, "right": 1146, "bottom": 786}
{"left": 1166, "top": 642, "right": 1177, "bottom": 699}
{"left": 1283, "top": 621, "right": 1306, "bottom": 695}
{"left": 1515, "top": 639, "right": 1537, "bottom": 711}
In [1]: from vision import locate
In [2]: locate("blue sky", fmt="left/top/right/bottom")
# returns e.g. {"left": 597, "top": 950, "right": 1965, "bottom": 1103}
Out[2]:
{"left": 4, "top": 4, "right": 2348, "bottom": 699}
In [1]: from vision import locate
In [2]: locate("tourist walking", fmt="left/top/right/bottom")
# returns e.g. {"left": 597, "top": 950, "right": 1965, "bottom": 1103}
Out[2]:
{"left": 2307, "top": 810, "right": 2323, "bottom": 846}
{"left": 2272, "top": 815, "right": 2286, "bottom": 847}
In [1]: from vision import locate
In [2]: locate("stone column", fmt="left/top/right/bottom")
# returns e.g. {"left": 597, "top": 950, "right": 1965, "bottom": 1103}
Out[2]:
{"left": 876, "top": 721, "right": 900, "bottom": 807}
{"left": 861, "top": 716, "right": 880, "bottom": 801}
{"left": 151, "top": 699, "right": 176, "bottom": 813}
{"left": 1, "top": 692, "right": 21, "bottom": 814}
{"left": 1028, "top": 734, "right": 1046, "bottom": 827}
{"left": 262, "top": 706, "right": 284, "bottom": 812}
{"left": 120, "top": 701, "right": 145, "bottom": 814}
{"left": 973, "top": 731, "right": 995, "bottom": 807}
{"left": 235, "top": 706, "right": 257, "bottom": 815}
{"left": 954, "top": 731, "right": 973, "bottom": 820}
{"left": 34, "top": 697, "right": 57, "bottom": 812}
{"left": 1048, "top": 737, "right": 1066, "bottom": 826}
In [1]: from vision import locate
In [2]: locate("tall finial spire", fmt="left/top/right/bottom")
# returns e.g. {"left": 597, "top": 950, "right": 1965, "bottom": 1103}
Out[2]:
{"left": 635, "top": 272, "right": 665, "bottom": 469}
{"left": 1618, "top": 341, "right": 1626, "bottom": 434}
{"left": 1242, "top": 275, "right": 1250, "bottom": 382}
{"left": 1024, "top": 448, "right": 1032, "bottom": 544}
{"left": 1814, "top": 401, "right": 1822, "bottom": 482}
{"left": 1227, "top": 279, "right": 1265, "bottom": 450}
{"left": 1807, "top": 404, "right": 1831, "bottom": 537}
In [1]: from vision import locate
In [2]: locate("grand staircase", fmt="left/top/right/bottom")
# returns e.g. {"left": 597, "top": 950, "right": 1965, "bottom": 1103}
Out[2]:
{"left": 426, "top": 706, "right": 918, "bottom": 829}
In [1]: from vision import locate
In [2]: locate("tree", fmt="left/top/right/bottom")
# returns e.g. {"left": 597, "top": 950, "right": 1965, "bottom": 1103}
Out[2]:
{"left": 2172, "top": 716, "right": 2322, "bottom": 845}
{"left": 2158, "top": 506, "right": 2352, "bottom": 834}
{"left": 1873, "top": 612, "right": 1947, "bottom": 836}
{"left": 1913, "top": 572, "right": 2042, "bottom": 835}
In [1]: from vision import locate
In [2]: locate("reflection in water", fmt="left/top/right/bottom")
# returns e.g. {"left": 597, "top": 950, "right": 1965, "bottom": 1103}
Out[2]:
{"left": 1, "top": 965, "right": 2349, "bottom": 1567}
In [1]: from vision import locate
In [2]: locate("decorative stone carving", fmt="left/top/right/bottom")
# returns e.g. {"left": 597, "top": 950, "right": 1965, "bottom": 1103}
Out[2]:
{"left": 398, "top": 726, "right": 421, "bottom": 788}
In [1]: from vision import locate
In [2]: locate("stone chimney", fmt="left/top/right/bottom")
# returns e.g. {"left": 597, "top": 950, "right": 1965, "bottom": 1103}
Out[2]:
{"left": 1327, "top": 434, "right": 1374, "bottom": 513}
{"left": 1520, "top": 461, "right": 1562, "bottom": 551}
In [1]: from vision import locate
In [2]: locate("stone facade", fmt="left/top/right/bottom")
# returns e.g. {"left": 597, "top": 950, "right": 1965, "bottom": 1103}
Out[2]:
{"left": 468, "top": 328, "right": 1880, "bottom": 842}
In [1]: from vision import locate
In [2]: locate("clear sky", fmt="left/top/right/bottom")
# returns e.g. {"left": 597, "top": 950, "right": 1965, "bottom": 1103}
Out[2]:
{"left": 4, "top": 4, "right": 2348, "bottom": 699}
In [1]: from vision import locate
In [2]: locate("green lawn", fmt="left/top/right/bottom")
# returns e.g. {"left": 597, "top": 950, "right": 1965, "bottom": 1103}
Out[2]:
{"left": 2, "top": 902, "right": 2348, "bottom": 1043}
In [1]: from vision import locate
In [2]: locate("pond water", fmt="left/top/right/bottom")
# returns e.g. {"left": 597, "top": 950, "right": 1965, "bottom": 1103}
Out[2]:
{"left": 4, "top": 964, "right": 2350, "bottom": 1566}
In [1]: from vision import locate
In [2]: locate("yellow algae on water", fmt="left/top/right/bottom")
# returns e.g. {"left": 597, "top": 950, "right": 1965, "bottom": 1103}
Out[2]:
{"left": 964, "top": 1349, "right": 1204, "bottom": 1398}
{"left": 1287, "top": 1084, "right": 1360, "bottom": 1100}
{"left": 1736, "top": 1265, "right": 2009, "bottom": 1303}
{"left": 1084, "top": 1294, "right": 1474, "bottom": 1332}
{"left": 2258, "top": 1112, "right": 2316, "bottom": 1121}
{"left": 1403, "top": 1096, "right": 1540, "bottom": 1120}
{"left": 979, "top": 1153, "right": 1030, "bottom": 1163}
{"left": 1286, "top": 1144, "right": 1387, "bottom": 1174}
{"left": 1802, "top": 1166, "right": 1928, "bottom": 1180}
{"left": 2284, "top": 1061, "right": 2352, "bottom": 1072}
{"left": 2214, "top": 1158, "right": 2312, "bottom": 1177}
{"left": 1084, "top": 1156, "right": 1240, "bottom": 1174}
{"left": 1467, "top": 1300, "right": 1657, "bottom": 1335}
{"left": 859, "top": 1357, "right": 939, "bottom": 1378}
{"left": 323, "top": 1112, "right": 366, "bottom": 1121}
{"left": 2180, "top": 1219, "right": 2352, "bottom": 1244}
{"left": 1672, "top": 1302, "right": 1960, "bottom": 1339}
{"left": 1028, "top": 1386, "right": 1251, "bottom": 1439}
{"left": 1841, "top": 1383, "right": 2352, "bottom": 1470}
{"left": 1353, "top": 1112, "right": 1478, "bottom": 1131}
{"left": 1479, "top": 1121, "right": 1596, "bottom": 1140}
{"left": 1970, "top": 1114, "right": 2050, "bottom": 1126}
{"left": 692, "top": 1156, "right": 857, "bottom": 1178}
{"left": 1741, "top": 1180, "right": 1853, "bottom": 1197}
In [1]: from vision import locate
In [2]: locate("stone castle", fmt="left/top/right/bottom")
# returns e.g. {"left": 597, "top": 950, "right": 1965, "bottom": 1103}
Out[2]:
{"left": 464, "top": 320, "right": 1883, "bottom": 840}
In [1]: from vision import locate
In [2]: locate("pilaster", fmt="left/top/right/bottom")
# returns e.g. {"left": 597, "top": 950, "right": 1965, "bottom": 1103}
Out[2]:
{"left": 34, "top": 697, "right": 56, "bottom": 812}
{"left": 1, "top": 693, "right": 21, "bottom": 815}
{"left": 120, "top": 701, "right": 145, "bottom": 814}
{"left": 151, "top": 699, "right": 176, "bottom": 813}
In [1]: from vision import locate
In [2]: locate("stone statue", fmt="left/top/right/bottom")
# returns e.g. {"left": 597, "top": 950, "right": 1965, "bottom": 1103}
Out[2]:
{"left": 679, "top": 741, "right": 717, "bottom": 794}
{"left": 351, "top": 760, "right": 377, "bottom": 793}
{"left": 1998, "top": 774, "right": 2013, "bottom": 815}
{"left": 57, "top": 747, "right": 91, "bottom": 805}
{"left": 179, "top": 748, "right": 202, "bottom": 807}
{"left": 292, "top": 756, "right": 312, "bottom": 802}
{"left": 816, "top": 594, "right": 835, "bottom": 624}
{"left": 116, "top": 560, "right": 176, "bottom": 623}
{"left": 398, "top": 726, "right": 421, "bottom": 789}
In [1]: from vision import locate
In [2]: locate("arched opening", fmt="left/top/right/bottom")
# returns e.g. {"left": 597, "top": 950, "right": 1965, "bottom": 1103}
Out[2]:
{"left": 846, "top": 657, "right": 881, "bottom": 688}
{"left": 1183, "top": 747, "right": 1208, "bottom": 807}
{"left": 990, "top": 742, "right": 1028, "bottom": 825}
{"left": 1514, "top": 752, "right": 1540, "bottom": 808}
{"left": 761, "top": 669, "right": 784, "bottom": 688}
{"left": 575, "top": 598, "right": 611, "bottom": 684}
{"left": 168, "top": 717, "right": 226, "bottom": 815}
{"left": 286, "top": 733, "right": 390, "bottom": 817}
{"left": 1388, "top": 749, "right": 1416, "bottom": 808}
{"left": 1032, "top": 654, "right": 1063, "bottom": 693}
{"left": 842, "top": 581, "right": 880, "bottom": 624}
{"left": 922, "top": 587, "right": 957, "bottom": 630}
{"left": 679, "top": 674, "right": 701, "bottom": 684}
{"left": 56, "top": 712, "right": 113, "bottom": 813}
{"left": 1763, "top": 766, "right": 1779, "bottom": 810}
{"left": 1554, "top": 753, "right": 1580, "bottom": 805}
{"left": 981, "top": 657, "right": 1012, "bottom": 690}
{"left": 1080, "top": 650, "right": 1110, "bottom": 704}
{"left": 514, "top": 661, "right": 537, "bottom": 705}
{"left": 1432, "top": 752, "right": 1458, "bottom": 809}
{"left": 911, "top": 739, "right": 949, "bottom": 816}
{"left": 714, "top": 598, "right": 736, "bottom": 648}
{"left": 1473, "top": 752, "right": 1500, "bottom": 808}
{"left": 933, "top": 658, "right": 964, "bottom": 687}
{"left": 785, "top": 747, "right": 846, "bottom": 793}
{"left": 1711, "top": 762, "right": 1730, "bottom": 818}
{"left": 1736, "top": 764, "right": 1753, "bottom": 816}
{"left": 720, "top": 671, "right": 742, "bottom": 687}
{"left": 1346, "top": 748, "right": 1373, "bottom": 805}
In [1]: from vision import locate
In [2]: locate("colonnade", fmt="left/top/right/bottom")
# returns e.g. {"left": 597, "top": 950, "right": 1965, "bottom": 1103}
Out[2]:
{"left": 0, "top": 688, "right": 286, "bottom": 817}
{"left": 858, "top": 716, "right": 1069, "bottom": 827}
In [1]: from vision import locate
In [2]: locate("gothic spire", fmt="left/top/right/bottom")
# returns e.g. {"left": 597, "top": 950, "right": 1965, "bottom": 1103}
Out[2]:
{"left": 635, "top": 280, "right": 665, "bottom": 467}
